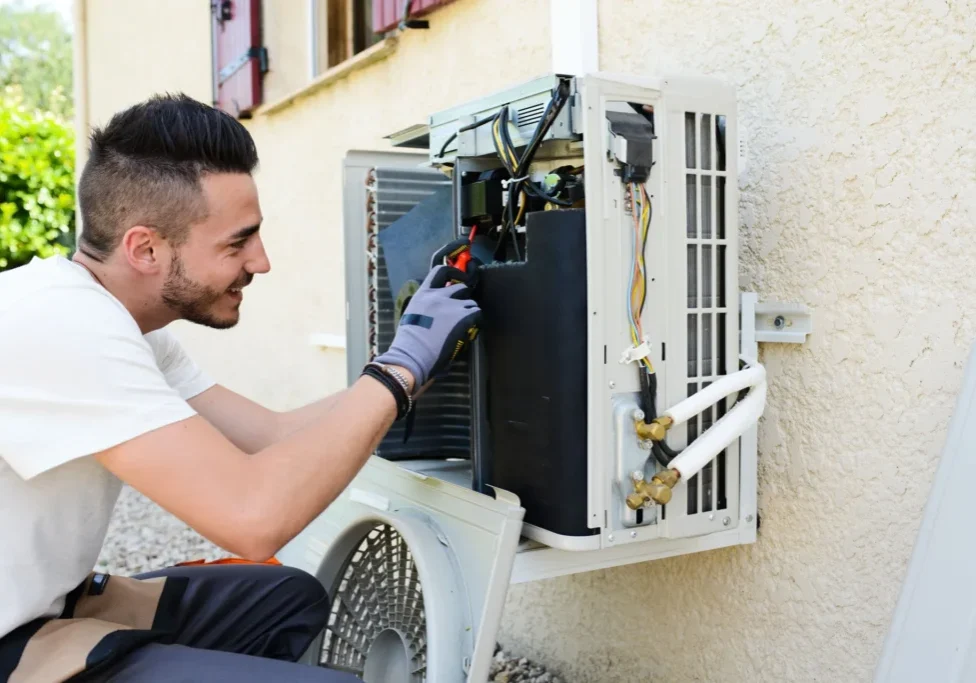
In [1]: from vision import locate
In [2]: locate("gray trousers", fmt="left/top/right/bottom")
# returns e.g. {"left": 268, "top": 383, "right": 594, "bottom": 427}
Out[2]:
{"left": 71, "top": 563, "right": 361, "bottom": 682}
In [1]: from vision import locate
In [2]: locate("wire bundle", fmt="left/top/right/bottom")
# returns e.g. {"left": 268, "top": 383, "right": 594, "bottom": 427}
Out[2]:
{"left": 627, "top": 182, "right": 652, "bottom": 371}
{"left": 623, "top": 182, "right": 680, "bottom": 467}
{"left": 490, "top": 80, "right": 572, "bottom": 258}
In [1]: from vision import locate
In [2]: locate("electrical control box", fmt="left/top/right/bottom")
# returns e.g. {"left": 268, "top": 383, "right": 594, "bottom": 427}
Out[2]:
{"left": 344, "top": 72, "right": 761, "bottom": 551}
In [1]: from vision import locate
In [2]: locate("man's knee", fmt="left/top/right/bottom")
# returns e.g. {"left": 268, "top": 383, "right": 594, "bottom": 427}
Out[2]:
{"left": 278, "top": 567, "right": 329, "bottom": 611}
{"left": 267, "top": 566, "right": 331, "bottom": 634}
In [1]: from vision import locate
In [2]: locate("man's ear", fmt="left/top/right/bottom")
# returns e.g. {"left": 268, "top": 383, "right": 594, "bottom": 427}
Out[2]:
{"left": 121, "top": 225, "right": 165, "bottom": 274}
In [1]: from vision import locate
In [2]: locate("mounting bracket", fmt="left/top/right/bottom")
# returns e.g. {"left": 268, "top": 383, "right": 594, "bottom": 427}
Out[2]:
{"left": 741, "top": 292, "right": 813, "bottom": 347}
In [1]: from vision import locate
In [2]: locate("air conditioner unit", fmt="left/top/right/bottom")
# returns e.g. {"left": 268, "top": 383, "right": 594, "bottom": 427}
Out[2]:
{"left": 278, "top": 72, "right": 810, "bottom": 682}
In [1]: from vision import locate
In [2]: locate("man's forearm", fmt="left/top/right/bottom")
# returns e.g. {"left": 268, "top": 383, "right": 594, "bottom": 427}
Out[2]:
{"left": 247, "top": 372, "right": 409, "bottom": 557}
{"left": 274, "top": 389, "right": 348, "bottom": 441}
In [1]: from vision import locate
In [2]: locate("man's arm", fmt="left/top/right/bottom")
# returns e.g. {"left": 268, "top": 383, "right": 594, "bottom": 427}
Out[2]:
{"left": 95, "top": 371, "right": 406, "bottom": 561}
{"left": 96, "top": 265, "right": 480, "bottom": 561}
{"left": 188, "top": 385, "right": 346, "bottom": 453}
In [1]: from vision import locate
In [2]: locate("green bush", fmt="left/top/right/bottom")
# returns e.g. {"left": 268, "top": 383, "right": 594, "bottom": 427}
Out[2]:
{"left": 0, "top": 87, "right": 75, "bottom": 271}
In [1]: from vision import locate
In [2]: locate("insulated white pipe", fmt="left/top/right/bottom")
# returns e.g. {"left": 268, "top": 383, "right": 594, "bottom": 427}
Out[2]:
{"left": 669, "top": 379, "right": 767, "bottom": 480}
{"left": 663, "top": 363, "right": 766, "bottom": 427}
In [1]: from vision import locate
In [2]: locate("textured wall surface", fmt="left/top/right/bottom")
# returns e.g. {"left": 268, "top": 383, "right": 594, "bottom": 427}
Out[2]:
{"left": 498, "top": 1, "right": 976, "bottom": 681}
{"left": 84, "top": 0, "right": 213, "bottom": 128}
{"left": 78, "top": 0, "right": 976, "bottom": 680}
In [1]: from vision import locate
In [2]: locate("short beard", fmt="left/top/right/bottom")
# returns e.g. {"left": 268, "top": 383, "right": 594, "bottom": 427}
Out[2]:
{"left": 161, "top": 252, "right": 241, "bottom": 329}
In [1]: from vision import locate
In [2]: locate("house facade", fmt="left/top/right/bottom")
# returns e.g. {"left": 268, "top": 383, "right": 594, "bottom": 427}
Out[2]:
{"left": 73, "top": 0, "right": 976, "bottom": 680}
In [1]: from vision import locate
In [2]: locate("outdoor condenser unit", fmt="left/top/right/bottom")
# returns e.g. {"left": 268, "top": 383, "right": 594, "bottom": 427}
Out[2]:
{"left": 278, "top": 72, "right": 810, "bottom": 682}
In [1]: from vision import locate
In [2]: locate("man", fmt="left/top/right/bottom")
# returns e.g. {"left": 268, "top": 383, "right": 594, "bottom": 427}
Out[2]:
{"left": 0, "top": 94, "right": 480, "bottom": 682}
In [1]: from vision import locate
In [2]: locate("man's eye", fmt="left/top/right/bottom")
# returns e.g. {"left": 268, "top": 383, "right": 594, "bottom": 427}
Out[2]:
{"left": 230, "top": 241, "right": 247, "bottom": 250}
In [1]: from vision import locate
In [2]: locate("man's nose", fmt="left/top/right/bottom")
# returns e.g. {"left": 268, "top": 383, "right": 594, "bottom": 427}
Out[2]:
{"left": 247, "top": 238, "right": 271, "bottom": 274}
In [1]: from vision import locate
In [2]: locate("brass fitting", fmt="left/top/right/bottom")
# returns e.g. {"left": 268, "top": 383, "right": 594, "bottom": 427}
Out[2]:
{"left": 634, "top": 416, "right": 673, "bottom": 442}
{"left": 624, "top": 469, "right": 681, "bottom": 509}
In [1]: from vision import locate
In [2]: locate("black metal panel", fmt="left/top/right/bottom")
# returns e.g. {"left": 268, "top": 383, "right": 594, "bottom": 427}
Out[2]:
{"left": 477, "top": 208, "right": 595, "bottom": 537}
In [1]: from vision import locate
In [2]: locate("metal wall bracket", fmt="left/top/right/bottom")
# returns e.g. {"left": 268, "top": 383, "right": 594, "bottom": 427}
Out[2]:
{"left": 741, "top": 293, "right": 813, "bottom": 345}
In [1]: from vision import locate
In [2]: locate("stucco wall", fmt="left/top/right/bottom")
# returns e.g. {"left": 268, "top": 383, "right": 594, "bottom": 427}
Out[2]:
{"left": 76, "top": 0, "right": 976, "bottom": 680}
{"left": 83, "top": 0, "right": 213, "bottom": 128}
{"left": 498, "top": 2, "right": 976, "bottom": 682}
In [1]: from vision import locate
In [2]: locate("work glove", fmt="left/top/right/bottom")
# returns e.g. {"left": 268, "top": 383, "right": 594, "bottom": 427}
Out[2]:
{"left": 374, "top": 265, "right": 482, "bottom": 389}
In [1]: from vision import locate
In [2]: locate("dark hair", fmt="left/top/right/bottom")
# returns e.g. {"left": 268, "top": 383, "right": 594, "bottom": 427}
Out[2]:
{"left": 77, "top": 93, "right": 259, "bottom": 260}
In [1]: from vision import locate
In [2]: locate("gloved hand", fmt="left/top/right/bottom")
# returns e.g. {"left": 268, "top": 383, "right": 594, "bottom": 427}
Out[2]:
{"left": 374, "top": 265, "right": 482, "bottom": 389}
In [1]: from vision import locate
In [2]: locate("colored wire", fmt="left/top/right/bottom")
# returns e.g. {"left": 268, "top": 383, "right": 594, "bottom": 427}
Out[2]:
{"left": 626, "top": 182, "right": 653, "bottom": 373}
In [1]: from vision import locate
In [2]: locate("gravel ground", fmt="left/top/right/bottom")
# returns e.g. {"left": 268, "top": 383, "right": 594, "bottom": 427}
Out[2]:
{"left": 98, "top": 485, "right": 563, "bottom": 682}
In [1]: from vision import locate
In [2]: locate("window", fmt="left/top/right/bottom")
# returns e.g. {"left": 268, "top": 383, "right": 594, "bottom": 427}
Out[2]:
{"left": 309, "top": 0, "right": 383, "bottom": 77}
{"left": 310, "top": 0, "right": 458, "bottom": 76}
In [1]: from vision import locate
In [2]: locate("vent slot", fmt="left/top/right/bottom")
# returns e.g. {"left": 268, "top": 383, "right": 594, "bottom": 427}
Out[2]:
{"left": 367, "top": 167, "right": 469, "bottom": 460}
{"left": 515, "top": 102, "right": 546, "bottom": 128}
{"left": 683, "top": 110, "right": 733, "bottom": 517}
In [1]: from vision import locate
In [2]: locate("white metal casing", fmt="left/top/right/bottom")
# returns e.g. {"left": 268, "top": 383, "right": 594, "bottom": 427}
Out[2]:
{"left": 342, "top": 72, "right": 753, "bottom": 555}
{"left": 574, "top": 73, "right": 742, "bottom": 547}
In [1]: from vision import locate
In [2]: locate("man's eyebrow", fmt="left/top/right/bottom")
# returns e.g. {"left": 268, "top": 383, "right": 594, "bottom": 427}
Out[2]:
{"left": 227, "top": 224, "right": 261, "bottom": 243}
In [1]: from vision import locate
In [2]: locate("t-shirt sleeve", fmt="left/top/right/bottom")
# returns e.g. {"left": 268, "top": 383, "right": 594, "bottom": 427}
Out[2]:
{"left": 0, "top": 288, "right": 206, "bottom": 481}
{"left": 144, "top": 327, "right": 216, "bottom": 401}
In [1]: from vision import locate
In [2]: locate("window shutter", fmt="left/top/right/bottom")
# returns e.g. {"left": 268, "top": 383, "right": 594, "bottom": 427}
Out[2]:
{"left": 372, "top": 0, "right": 456, "bottom": 35}
{"left": 212, "top": 0, "right": 267, "bottom": 118}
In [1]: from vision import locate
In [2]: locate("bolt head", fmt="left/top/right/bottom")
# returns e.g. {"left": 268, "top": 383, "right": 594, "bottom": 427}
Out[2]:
{"left": 723, "top": 516, "right": 731, "bottom": 526}
{"left": 631, "top": 470, "right": 644, "bottom": 482}
{"left": 708, "top": 513, "right": 715, "bottom": 521}
{"left": 608, "top": 534, "right": 615, "bottom": 542}
{"left": 774, "top": 315, "right": 786, "bottom": 329}
{"left": 633, "top": 409, "right": 645, "bottom": 421}
{"left": 609, "top": 381, "right": 616, "bottom": 389}
{"left": 630, "top": 531, "right": 638, "bottom": 538}
{"left": 746, "top": 514, "right": 754, "bottom": 523}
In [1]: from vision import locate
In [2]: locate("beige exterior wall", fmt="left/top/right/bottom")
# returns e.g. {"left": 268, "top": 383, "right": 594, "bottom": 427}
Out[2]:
{"left": 76, "top": 0, "right": 976, "bottom": 680}
{"left": 502, "top": 3, "right": 976, "bottom": 682}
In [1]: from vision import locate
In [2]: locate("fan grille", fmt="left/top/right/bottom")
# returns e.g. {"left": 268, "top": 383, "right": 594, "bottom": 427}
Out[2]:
{"left": 320, "top": 524, "right": 428, "bottom": 680}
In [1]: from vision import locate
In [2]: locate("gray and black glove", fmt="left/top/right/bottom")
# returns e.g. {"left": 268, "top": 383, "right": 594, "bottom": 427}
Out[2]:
{"left": 374, "top": 265, "right": 482, "bottom": 388}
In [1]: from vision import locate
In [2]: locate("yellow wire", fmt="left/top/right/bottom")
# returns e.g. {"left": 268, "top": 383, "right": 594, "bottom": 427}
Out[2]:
{"left": 627, "top": 182, "right": 654, "bottom": 373}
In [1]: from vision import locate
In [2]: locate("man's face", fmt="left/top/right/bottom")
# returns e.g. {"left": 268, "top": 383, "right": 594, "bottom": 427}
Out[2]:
{"left": 160, "top": 173, "right": 269, "bottom": 329}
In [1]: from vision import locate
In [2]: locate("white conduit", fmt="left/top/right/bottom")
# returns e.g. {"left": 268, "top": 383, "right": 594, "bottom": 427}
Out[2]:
{"left": 663, "top": 363, "right": 767, "bottom": 427}
{"left": 654, "top": 360, "right": 768, "bottom": 482}
{"left": 668, "top": 379, "right": 767, "bottom": 480}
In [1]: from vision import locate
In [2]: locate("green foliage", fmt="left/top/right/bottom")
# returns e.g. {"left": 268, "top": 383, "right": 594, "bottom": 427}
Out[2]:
{"left": 0, "top": 87, "right": 75, "bottom": 271}
{"left": 0, "top": 0, "right": 73, "bottom": 119}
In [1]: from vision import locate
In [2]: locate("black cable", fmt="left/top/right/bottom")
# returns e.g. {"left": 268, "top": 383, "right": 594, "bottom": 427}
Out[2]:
{"left": 493, "top": 81, "right": 572, "bottom": 258}
{"left": 522, "top": 180, "right": 574, "bottom": 206}
{"left": 640, "top": 367, "right": 683, "bottom": 464}
{"left": 651, "top": 442, "right": 673, "bottom": 468}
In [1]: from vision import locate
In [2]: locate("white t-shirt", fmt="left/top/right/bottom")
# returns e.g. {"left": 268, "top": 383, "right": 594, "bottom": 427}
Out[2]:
{"left": 0, "top": 255, "right": 216, "bottom": 639}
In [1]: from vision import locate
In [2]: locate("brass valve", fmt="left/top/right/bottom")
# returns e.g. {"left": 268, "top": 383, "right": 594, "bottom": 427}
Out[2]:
{"left": 634, "top": 416, "right": 673, "bottom": 442}
{"left": 625, "top": 468, "right": 681, "bottom": 509}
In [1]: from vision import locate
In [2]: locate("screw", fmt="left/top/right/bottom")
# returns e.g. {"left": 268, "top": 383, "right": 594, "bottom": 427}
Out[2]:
{"left": 633, "top": 409, "right": 645, "bottom": 421}
{"left": 774, "top": 315, "right": 785, "bottom": 329}
{"left": 608, "top": 534, "right": 615, "bottom": 542}
{"left": 708, "top": 513, "right": 715, "bottom": 521}
{"left": 632, "top": 470, "right": 644, "bottom": 482}
{"left": 746, "top": 514, "right": 754, "bottom": 523}
{"left": 609, "top": 381, "right": 616, "bottom": 389}
{"left": 723, "top": 516, "right": 731, "bottom": 526}
{"left": 630, "top": 531, "right": 638, "bottom": 539}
